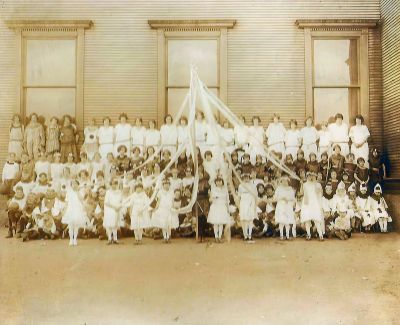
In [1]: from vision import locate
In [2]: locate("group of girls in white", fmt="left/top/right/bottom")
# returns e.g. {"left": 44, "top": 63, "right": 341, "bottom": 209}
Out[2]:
{"left": 2, "top": 111, "right": 392, "bottom": 246}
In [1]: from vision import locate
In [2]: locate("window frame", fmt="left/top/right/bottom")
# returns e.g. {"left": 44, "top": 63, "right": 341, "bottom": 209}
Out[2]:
{"left": 6, "top": 20, "right": 93, "bottom": 131}
{"left": 296, "top": 19, "right": 379, "bottom": 125}
{"left": 148, "top": 20, "right": 236, "bottom": 127}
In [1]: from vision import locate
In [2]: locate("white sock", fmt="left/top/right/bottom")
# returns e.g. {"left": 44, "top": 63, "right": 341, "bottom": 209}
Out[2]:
{"left": 248, "top": 223, "right": 253, "bottom": 239}
{"left": 138, "top": 229, "right": 143, "bottom": 240}
{"left": 279, "top": 224, "right": 284, "bottom": 238}
{"left": 219, "top": 224, "right": 224, "bottom": 239}
{"left": 106, "top": 228, "right": 112, "bottom": 241}
{"left": 134, "top": 230, "right": 139, "bottom": 240}
{"left": 68, "top": 226, "right": 74, "bottom": 243}
{"left": 306, "top": 222, "right": 311, "bottom": 237}
{"left": 167, "top": 227, "right": 171, "bottom": 239}
{"left": 292, "top": 224, "right": 297, "bottom": 238}
{"left": 242, "top": 222, "right": 248, "bottom": 239}
{"left": 162, "top": 229, "right": 168, "bottom": 239}
{"left": 316, "top": 222, "right": 323, "bottom": 238}
{"left": 285, "top": 224, "right": 290, "bottom": 238}
{"left": 213, "top": 225, "right": 219, "bottom": 238}
{"left": 73, "top": 226, "right": 79, "bottom": 243}
{"left": 112, "top": 228, "right": 118, "bottom": 241}
{"left": 383, "top": 219, "right": 387, "bottom": 232}
{"left": 378, "top": 219, "right": 384, "bottom": 232}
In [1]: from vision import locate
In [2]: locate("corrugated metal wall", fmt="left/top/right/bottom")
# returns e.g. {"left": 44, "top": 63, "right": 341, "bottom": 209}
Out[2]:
{"left": 381, "top": 0, "right": 400, "bottom": 177}
{"left": 0, "top": 0, "right": 381, "bottom": 171}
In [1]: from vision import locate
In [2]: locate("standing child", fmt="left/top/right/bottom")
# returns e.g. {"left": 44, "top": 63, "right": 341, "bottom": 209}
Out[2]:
{"left": 114, "top": 113, "right": 132, "bottom": 156}
{"left": 0, "top": 153, "right": 20, "bottom": 196}
{"left": 103, "top": 178, "right": 122, "bottom": 244}
{"left": 238, "top": 173, "right": 257, "bottom": 241}
{"left": 152, "top": 179, "right": 175, "bottom": 243}
{"left": 46, "top": 117, "right": 60, "bottom": 155}
{"left": 8, "top": 114, "right": 24, "bottom": 161}
{"left": 301, "top": 117, "right": 319, "bottom": 160}
{"left": 208, "top": 177, "right": 230, "bottom": 243}
{"left": 354, "top": 157, "right": 369, "bottom": 190}
{"left": 61, "top": 179, "right": 88, "bottom": 246}
{"left": 130, "top": 182, "right": 151, "bottom": 244}
{"left": 131, "top": 117, "right": 147, "bottom": 155}
{"left": 265, "top": 114, "right": 286, "bottom": 156}
{"left": 317, "top": 121, "right": 331, "bottom": 160}
{"left": 300, "top": 172, "right": 324, "bottom": 241}
{"left": 60, "top": 115, "right": 78, "bottom": 163}
{"left": 98, "top": 117, "right": 114, "bottom": 160}
{"left": 274, "top": 175, "right": 296, "bottom": 240}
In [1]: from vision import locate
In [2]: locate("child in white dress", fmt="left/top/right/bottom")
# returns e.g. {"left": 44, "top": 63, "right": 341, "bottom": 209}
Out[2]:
{"left": 152, "top": 179, "right": 175, "bottom": 243}
{"left": 274, "top": 175, "right": 296, "bottom": 240}
{"left": 300, "top": 172, "right": 324, "bottom": 240}
{"left": 130, "top": 182, "right": 151, "bottom": 244}
{"left": 103, "top": 178, "right": 122, "bottom": 244}
{"left": 238, "top": 173, "right": 257, "bottom": 241}
{"left": 61, "top": 179, "right": 89, "bottom": 246}
{"left": 98, "top": 117, "right": 114, "bottom": 160}
{"left": 208, "top": 177, "right": 230, "bottom": 243}
{"left": 285, "top": 120, "right": 301, "bottom": 161}
{"left": 355, "top": 183, "right": 373, "bottom": 231}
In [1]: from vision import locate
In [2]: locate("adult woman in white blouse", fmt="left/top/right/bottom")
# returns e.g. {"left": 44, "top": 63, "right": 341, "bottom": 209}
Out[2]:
{"left": 114, "top": 113, "right": 131, "bottom": 156}
{"left": 130, "top": 117, "right": 146, "bottom": 155}
{"left": 160, "top": 114, "right": 178, "bottom": 157}
{"left": 349, "top": 114, "right": 370, "bottom": 163}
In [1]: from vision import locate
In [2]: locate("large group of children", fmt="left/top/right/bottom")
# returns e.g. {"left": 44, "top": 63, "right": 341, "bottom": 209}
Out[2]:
{"left": 1, "top": 111, "right": 392, "bottom": 246}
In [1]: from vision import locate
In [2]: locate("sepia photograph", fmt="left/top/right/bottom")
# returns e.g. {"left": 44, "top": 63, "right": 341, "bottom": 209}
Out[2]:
{"left": 0, "top": 1, "right": 399, "bottom": 324}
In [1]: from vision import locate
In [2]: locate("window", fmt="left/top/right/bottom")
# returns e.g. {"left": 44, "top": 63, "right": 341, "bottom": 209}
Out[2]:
{"left": 313, "top": 39, "right": 359, "bottom": 124}
{"left": 148, "top": 19, "right": 236, "bottom": 126}
{"left": 6, "top": 20, "right": 93, "bottom": 129}
{"left": 296, "top": 19, "right": 379, "bottom": 126}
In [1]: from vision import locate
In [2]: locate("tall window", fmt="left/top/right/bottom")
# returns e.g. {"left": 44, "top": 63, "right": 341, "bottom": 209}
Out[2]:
{"left": 6, "top": 20, "right": 93, "bottom": 130}
{"left": 313, "top": 39, "right": 359, "bottom": 124}
{"left": 296, "top": 19, "right": 379, "bottom": 126}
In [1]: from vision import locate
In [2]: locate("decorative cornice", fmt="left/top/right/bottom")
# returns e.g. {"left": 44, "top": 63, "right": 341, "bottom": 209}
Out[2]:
{"left": 295, "top": 19, "right": 379, "bottom": 29}
{"left": 148, "top": 19, "right": 236, "bottom": 30}
{"left": 6, "top": 20, "right": 93, "bottom": 30}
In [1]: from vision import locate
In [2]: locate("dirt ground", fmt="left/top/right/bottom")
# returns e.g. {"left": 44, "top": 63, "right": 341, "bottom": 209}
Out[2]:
{"left": 1, "top": 226, "right": 399, "bottom": 325}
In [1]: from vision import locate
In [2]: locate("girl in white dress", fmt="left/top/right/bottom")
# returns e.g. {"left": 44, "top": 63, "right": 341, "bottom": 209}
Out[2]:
{"left": 248, "top": 116, "right": 265, "bottom": 164}
{"left": 98, "top": 117, "right": 114, "bottom": 160}
{"left": 50, "top": 152, "right": 63, "bottom": 191}
{"left": 274, "top": 175, "right": 296, "bottom": 240}
{"left": 90, "top": 152, "right": 104, "bottom": 184}
{"left": 177, "top": 116, "right": 190, "bottom": 157}
{"left": 152, "top": 179, "right": 175, "bottom": 243}
{"left": 160, "top": 114, "right": 178, "bottom": 157}
{"left": 285, "top": 119, "right": 301, "bottom": 161}
{"left": 83, "top": 118, "right": 99, "bottom": 161}
{"left": 130, "top": 182, "right": 151, "bottom": 244}
{"left": 114, "top": 113, "right": 131, "bottom": 156}
{"left": 349, "top": 115, "right": 370, "bottom": 164}
{"left": 145, "top": 120, "right": 160, "bottom": 152}
{"left": 300, "top": 172, "right": 324, "bottom": 241}
{"left": 301, "top": 117, "right": 319, "bottom": 161}
{"left": 238, "top": 173, "right": 257, "bottom": 241}
{"left": 8, "top": 114, "right": 24, "bottom": 161}
{"left": 195, "top": 111, "right": 208, "bottom": 155}
{"left": 356, "top": 183, "right": 373, "bottom": 230}
{"left": 103, "top": 178, "right": 122, "bottom": 244}
{"left": 328, "top": 113, "right": 349, "bottom": 157}
{"left": 265, "top": 114, "right": 286, "bottom": 155}
{"left": 208, "top": 177, "right": 230, "bottom": 243}
{"left": 61, "top": 179, "right": 89, "bottom": 246}
{"left": 220, "top": 120, "right": 235, "bottom": 154}
{"left": 318, "top": 121, "right": 331, "bottom": 159}
{"left": 130, "top": 117, "right": 146, "bottom": 155}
